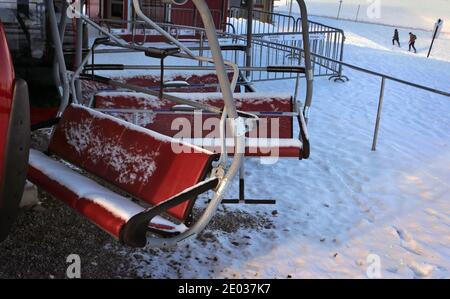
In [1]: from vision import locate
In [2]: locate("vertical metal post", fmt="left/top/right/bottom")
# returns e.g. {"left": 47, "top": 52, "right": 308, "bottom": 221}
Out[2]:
{"left": 46, "top": 0, "right": 70, "bottom": 115}
{"left": 287, "top": 0, "right": 293, "bottom": 30}
{"left": 355, "top": 4, "right": 360, "bottom": 22}
{"left": 239, "top": 160, "right": 245, "bottom": 201}
{"left": 52, "top": 0, "right": 68, "bottom": 88}
{"left": 199, "top": 31, "right": 204, "bottom": 67}
{"left": 288, "top": 0, "right": 294, "bottom": 16}
{"left": 246, "top": 0, "right": 254, "bottom": 79}
{"left": 427, "top": 20, "right": 441, "bottom": 58}
{"left": 338, "top": 31, "right": 345, "bottom": 76}
{"left": 337, "top": 0, "right": 343, "bottom": 20}
{"left": 294, "top": 48, "right": 301, "bottom": 101}
{"left": 372, "top": 77, "right": 386, "bottom": 151}
{"left": 294, "top": 0, "right": 313, "bottom": 122}
{"left": 75, "top": 0, "right": 85, "bottom": 102}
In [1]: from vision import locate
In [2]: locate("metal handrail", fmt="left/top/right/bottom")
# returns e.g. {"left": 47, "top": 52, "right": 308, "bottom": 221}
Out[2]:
{"left": 229, "top": 31, "right": 450, "bottom": 97}
{"left": 89, "top": 18, "right": 450, "bottom": 98}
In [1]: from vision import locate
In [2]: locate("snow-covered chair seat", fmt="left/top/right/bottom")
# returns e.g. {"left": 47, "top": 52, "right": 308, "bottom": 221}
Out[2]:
{"left": 92, "top": 91, "right": 306, "bottom": 159}
{"left": 27, "top": 104, "right": 219, "bottom": 247}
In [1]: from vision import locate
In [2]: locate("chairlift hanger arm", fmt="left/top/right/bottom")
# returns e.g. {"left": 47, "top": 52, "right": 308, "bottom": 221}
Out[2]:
{"left": 70, "top": 0, "right": 245, "bottom": 248}
{"left": 295, "top": 0, "right": 314, "bottom": 119}
{"left": 121, "top": 177, "right": 220, "bottom": 247}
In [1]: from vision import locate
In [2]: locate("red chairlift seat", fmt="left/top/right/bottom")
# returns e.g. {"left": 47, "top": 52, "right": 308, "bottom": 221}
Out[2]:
{"left": 81, "top": 72, "right": 240, "bottom": 101}
{"left": 27, "top": 104, "right": 219, "bottom": 247}
{"left": 92, "top": 91, "right": 305, "bottom": 159}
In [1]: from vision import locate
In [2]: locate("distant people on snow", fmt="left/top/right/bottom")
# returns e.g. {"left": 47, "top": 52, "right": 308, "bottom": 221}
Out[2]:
{"left": 392, "top": 29, "right": 401, "bottom": 47}
{"left": 409, "top": 32, "right": 417, "bottom": 53}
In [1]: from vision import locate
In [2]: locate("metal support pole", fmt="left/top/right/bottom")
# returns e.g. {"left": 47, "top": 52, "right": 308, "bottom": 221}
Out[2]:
{"left": 427, "top": 22, "right": 440, "bottom": 58}
{"left": 288, "top": 0, "right": 293, "bottom": 30}
{"left": 246, "top": 0, "right": 254, "bottom": 79}
{"left": 199, "top": 31, "right": 204, "bottom": 67}
{"left": 295, "top": 0, "right": 314, "bottom": 122}
{"left": 239, "top": 160, "right": 245, "bottom": 201}
{"left": 337, "top": 0, "right": 343, "bottom": 20}
{"left": 372, "top": 77, "right": 386, "bottom": 151}
{"left": 52, "top": 0, "right": 68, "bottom": 88}
{"left": 355, "top": 4, "right": 360, "bottom": 22}
{"left": 75, "top": 0, "right": 85, "bottom": 102}
{"left": 46, "top": 0, "right": 70, "bottom": 115}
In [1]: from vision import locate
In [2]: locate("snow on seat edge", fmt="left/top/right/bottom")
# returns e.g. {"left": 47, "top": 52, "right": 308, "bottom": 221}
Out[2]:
{"left": 27, "top": 149, "right": 188, "bottom": 240}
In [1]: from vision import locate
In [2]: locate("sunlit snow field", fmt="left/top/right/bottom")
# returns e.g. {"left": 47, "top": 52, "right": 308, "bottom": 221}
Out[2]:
{"left": 91, "top": 9, "right": 450, "bottom": 279}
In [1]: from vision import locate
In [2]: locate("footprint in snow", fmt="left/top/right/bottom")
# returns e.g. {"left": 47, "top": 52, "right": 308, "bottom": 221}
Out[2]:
{"left": 424, "top": 208, "right": 441, "bottom": 219}
{"left": 393, "top": 227, "right": 423, "bottom": 256}
{"left": 408, "top": 261, "right": 434, "bottom": 278}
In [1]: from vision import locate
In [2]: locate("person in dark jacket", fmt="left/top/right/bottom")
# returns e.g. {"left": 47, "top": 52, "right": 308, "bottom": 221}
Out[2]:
{"left": 392, "top": 29, "right": 400, "bottom": 47}
{"left": 409, "top": 32, "right": 417, "bottom": 53}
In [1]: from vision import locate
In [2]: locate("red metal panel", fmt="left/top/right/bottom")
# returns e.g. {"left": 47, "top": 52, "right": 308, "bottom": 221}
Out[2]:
{"left": 28, "top": 165, "right": 126, "bottom": 238}
{"left": 120, "top": 127, "right": 213, "bottom": 219}
{"left": 0, "top": 22, "right": 15, "bottom": 185}
{"left": 49, "top": 105, "right": 214, "bottom": 221}
{"left": 94, "top": 92, "right": 294, "bottom": 139}
{"left": 123, "top": 73, "right": 232, "bottom": 92}
{"left": 87, "top": 0, "right": 101, "bottom": 19}
{"left": 201, "top": 142, "right": 302, "bottom": 157}
{"left": 30, "top": 107, "right": 58, "bottom": 126}
{"left": 177, "top": 0, "right": 227, "bottom": 29}
{"left": 81, "top": 73, "right": 237, "bottom": 100}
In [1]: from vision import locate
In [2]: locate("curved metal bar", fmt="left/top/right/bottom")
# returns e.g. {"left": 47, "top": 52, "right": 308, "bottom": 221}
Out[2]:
{"left": 46, "top": 0, "right": 70, "bottom": 116}
{"left": 52, "top": 0, "right": 68, "bottom": 89}
{"left": 66, "top": 0, "right": 246, "bottom": 248}
{"left": 295, "top": 0, "right": 314, "bottom": 121}
{"left": 132, "top": 0, "right": 196, "bottom": 58}
{"left": 142, "top": 0, "right": 245, "bottom": 248}
{"left": 190, "top": 0, "right": 238, "bottom": 119}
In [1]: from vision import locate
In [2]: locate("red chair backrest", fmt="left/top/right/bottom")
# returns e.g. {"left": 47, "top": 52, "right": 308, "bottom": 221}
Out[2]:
{"left": 49, "top": 104, "right": 217, "bottom": 221}
{"left": 94, "top": 92, "right": 294, "bottom": 139}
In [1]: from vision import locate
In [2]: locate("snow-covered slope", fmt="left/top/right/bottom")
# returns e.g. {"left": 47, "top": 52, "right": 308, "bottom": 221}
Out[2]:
{"left": 276, "top": 0, "right": 450, "bottom": 34}
{"left": 94, "top": 15, "right": 450, "bottom": 278}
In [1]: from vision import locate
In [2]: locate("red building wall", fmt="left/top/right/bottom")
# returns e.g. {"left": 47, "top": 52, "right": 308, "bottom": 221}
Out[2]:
{"left": 86, "top": 0, "right": 228, "bottom": 30}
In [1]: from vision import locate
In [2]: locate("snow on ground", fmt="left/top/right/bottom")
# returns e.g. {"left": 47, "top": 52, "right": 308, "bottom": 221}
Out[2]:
{"left": 275, "top": 0, "right": 450, "bottom": 34}
{"left": 89, "top": 13, "right": 449, "bottom": 278}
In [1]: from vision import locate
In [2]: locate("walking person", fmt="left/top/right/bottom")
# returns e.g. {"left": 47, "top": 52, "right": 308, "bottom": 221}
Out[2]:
{"left": 392, "top": 29, "right": 401, "bottom": 47}
{"left": 409, "top": 32, "right": 417, "bottom": 53}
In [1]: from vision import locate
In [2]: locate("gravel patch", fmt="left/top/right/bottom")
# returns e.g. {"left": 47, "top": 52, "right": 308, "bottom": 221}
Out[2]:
{"left": 0, "top": 190, "right": 136, "bottom": 279}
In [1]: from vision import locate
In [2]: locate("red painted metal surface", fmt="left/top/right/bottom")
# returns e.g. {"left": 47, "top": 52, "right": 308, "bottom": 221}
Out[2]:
{"left": 94, "top": 92, "right": 294, "bottom": 139}
{"left": 198, "top": 141, "right": 302, "bottom": 158}
{"left": 30, "top": 107, "right": 59, "bottom": 126}
{"left": 28, "top": 164, "right": 128, "bottom": 238}
{"left": 0, "top": 22, "right": 15, "bottom": 184}
{"left": 48, "top": 104, "right": 215, "bottom": 221}
{"left": 94, "top": 91, "right": 302, "bottom": 157}
{"left": 81, "top": 73, "right": 237, "bottom": 102}
{"left": 87, "top": 0, "right": 227, "bottom": 43}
